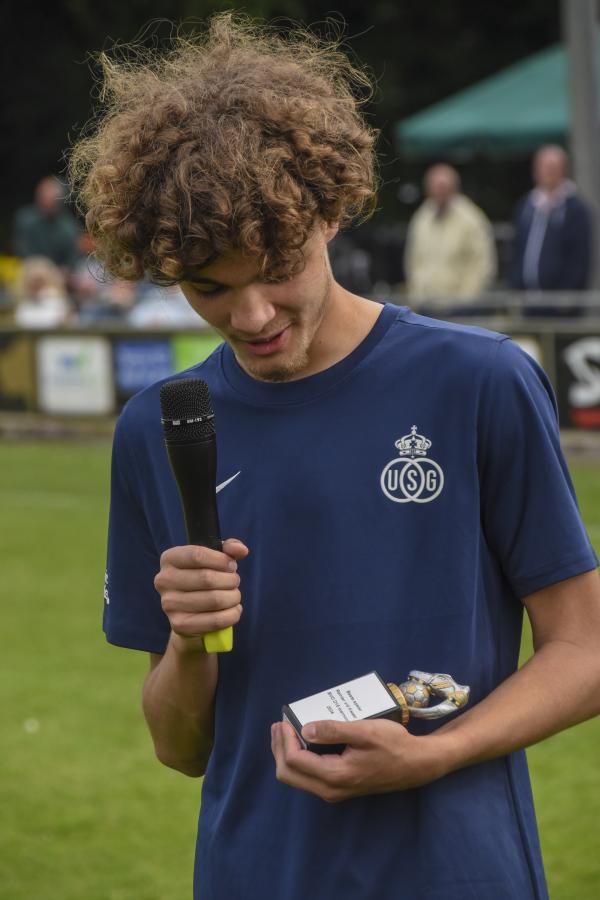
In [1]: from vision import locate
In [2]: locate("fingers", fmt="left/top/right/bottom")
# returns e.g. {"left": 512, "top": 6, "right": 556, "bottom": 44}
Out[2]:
{"left": 160, "top": 544, "right": 240, "bottom": 572}
{"left": 155, "top": 538, "right": 248, "bottom": 642}
{"left": 300, "top": 719, "right": 375, "bottom": 749}
{"left": 221, "top": 538, "right": 250, "bottom": 560}
{"left": 273, "top": 723, "right": 344, "bottom": 779}
{"left": 169, "top": 604, "right": 243, "bottom": 638}
{"left": 161, "top": 587, "right": 241, "bottom": 614}
{"left": 271, "top": 722, "right": 351, "bottom": 803}
{"left": 156, "top": 567, "right": 240, "bottom": 594}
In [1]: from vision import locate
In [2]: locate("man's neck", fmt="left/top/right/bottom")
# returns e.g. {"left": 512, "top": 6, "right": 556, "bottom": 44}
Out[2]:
{"left": 533, "top": 180, "right": 572, "bottom": 208}
{"left": 302, "top": 286, "right": 382, "bottom": 379}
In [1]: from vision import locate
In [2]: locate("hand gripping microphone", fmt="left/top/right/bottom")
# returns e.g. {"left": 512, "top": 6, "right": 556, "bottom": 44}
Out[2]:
{"left": 160, "top": 377, "right": 232, "bottom": 653}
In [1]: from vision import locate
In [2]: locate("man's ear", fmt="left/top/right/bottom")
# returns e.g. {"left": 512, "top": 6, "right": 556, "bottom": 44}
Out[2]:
{"left": 323, "top": 221, "right": 339, "bottom": 243}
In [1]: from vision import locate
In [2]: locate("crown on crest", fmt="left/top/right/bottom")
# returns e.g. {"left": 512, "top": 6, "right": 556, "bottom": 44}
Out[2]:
{"left": 395, "top": 425, "right": 432, "bottom": 458}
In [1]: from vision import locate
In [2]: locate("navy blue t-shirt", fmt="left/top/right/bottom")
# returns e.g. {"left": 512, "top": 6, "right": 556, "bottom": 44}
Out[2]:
{"left": 104, "top": 304, "right": 597, "bottom": 900}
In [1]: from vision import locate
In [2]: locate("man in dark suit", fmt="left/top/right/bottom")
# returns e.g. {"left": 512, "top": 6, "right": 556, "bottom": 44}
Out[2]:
{"left": 512, "top": 146, "right": 592, "bottom": 299}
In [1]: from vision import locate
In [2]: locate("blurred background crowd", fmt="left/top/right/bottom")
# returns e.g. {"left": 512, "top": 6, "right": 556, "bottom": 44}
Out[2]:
{"left": 2, "top": 1, "right": 600, "bottom": 332}
{"left": 5, "top": 174, "right": 205, "bottom": 329}
{"left": 2, "top": 142, "right": 595, "bottom": 330}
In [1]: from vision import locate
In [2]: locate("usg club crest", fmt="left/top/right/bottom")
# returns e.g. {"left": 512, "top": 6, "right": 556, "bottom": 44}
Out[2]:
{"left": 380, "top": 425, "right": 444, "bottom": 503}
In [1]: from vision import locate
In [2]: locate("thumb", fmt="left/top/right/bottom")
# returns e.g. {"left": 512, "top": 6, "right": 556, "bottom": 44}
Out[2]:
{"left": 222, "top": 538, "right": 250, "bottom": 560}
{"left": 301, "top": 719, "right": 373, "bottom": 748}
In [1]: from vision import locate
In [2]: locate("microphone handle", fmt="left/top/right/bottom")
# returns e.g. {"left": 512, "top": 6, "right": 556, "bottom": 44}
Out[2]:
{"left": 165, "top": 439, "right": 232, "bottom": 653}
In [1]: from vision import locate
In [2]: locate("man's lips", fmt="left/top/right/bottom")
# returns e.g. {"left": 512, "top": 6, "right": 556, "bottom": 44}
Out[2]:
{"left": 240, "top": 325, "right": 291, "bottom": 356}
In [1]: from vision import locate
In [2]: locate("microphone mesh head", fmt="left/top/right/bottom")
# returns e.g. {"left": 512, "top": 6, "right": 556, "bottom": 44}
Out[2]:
{"left": 160, "top": 378, "right": 215, "bottom": 444}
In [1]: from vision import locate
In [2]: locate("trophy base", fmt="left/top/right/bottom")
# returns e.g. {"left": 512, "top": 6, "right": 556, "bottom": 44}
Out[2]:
{"left": 282, "top": 671, "right": 405, "bottom": 755}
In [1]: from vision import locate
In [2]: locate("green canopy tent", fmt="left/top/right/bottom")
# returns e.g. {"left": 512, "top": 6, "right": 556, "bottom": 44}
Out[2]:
{"left": 395, "top": 41, "right": 600, "bottom": 159}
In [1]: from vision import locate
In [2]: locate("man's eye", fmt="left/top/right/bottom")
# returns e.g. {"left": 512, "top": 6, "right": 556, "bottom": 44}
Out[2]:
{"left": 192, "top": 285, "right": 225, "bottom": 297}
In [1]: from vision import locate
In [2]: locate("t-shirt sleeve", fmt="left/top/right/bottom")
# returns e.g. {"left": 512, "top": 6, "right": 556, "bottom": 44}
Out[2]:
{"left": 103, "top": 413, "right": 171, "bottom": 654}
{"left": 478, "top": 338, "right": 597, "bottom": 598}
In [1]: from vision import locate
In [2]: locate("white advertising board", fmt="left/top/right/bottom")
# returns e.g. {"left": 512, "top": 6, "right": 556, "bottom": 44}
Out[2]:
{"left": 36, "top": 336, "right": 114, "bottom": 414}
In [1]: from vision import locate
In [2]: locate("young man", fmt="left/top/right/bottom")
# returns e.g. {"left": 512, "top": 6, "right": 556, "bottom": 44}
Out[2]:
{"left": 72, "top": 15, "right": 600, "bottom": 900}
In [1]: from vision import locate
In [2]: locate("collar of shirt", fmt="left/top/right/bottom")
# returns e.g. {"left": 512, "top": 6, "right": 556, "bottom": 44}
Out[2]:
{"left": 530, "top": 179, "right": 576, "bottom": 212}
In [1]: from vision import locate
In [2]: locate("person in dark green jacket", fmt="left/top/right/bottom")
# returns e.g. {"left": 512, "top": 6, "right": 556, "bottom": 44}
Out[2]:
{"left": 13, "top": 176, "right": 81, "bottom": 270}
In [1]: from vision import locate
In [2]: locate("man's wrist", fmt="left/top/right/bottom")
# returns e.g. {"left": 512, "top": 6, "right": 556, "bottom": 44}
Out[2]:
{"left": 424, "top": 720, "right": 481, "bottom": 778}
{"left": 413, "top": 727, "right": 468, "bottom": 784}
{"left": 169, "top": 631, "right": 208, "bottom": 658}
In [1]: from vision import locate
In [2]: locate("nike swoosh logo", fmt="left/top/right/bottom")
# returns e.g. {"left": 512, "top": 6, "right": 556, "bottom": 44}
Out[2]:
{"left": 216, "top": 471, "right": 241, "bottom": 493}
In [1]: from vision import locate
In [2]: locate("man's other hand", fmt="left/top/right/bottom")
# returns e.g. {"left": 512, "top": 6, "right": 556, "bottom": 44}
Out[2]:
{"left": 270, "top": 718, "right": 449, "bottom": 803}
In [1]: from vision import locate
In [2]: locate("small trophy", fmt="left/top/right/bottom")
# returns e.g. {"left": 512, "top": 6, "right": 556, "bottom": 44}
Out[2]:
{"left": 282, "top": 670, "right": 470, "bottom": 754}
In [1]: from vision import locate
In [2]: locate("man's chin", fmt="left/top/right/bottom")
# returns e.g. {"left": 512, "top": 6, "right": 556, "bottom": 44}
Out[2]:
{"left": 237, "top": 349, "right": 310, "bottom": 383}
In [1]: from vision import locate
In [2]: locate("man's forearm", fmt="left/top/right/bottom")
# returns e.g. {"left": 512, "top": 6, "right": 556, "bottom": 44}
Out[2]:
{"left": 142, "top": 633, "right": 218, "bottom": 777}
{"left": 435, "top": 639, "right": 600, "bottom": 774}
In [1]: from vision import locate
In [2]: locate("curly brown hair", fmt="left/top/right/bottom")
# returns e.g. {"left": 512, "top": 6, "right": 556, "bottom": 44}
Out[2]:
{"left": 68, "top": 13, "right": 379, "bottom": 285}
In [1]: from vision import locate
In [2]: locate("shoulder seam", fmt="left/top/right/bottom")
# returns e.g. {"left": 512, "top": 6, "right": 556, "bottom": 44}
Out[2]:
{"left": 394, "top": 312, "right": 507, "bottom": 344}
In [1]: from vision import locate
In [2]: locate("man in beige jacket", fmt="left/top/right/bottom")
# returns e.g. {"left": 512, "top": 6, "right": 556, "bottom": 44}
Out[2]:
{"left": 404, "top": 164, "right": 496, "bottom": 302}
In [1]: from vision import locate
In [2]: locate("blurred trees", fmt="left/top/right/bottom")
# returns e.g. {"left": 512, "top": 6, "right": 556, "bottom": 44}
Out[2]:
{"left": 2, "top": 0, "right": 559, "bottom": 249}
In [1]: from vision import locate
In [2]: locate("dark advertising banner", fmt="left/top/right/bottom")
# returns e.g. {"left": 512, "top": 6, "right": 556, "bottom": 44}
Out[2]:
{"left": 113, "top": 334, "right": 222, "bottom": 406}
{"left": 114, "top": 338, "right": 174, "bottom": 404}
{"left": 555, "top": 334, "right": 600, "bottom": 430}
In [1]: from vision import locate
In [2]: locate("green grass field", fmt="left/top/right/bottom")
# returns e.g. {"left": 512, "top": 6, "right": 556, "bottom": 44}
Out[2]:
{"left": 1, "top": 441, "right": 599, "bottom": 899}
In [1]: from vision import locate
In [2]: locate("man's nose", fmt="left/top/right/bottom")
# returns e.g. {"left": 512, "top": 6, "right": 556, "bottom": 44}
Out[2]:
{"left": 229, "top": 287, "right": 277, "bottom": 335}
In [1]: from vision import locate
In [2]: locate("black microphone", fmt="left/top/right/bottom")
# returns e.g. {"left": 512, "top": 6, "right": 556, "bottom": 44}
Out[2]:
{"left": 160, "top": 377, "right": 231, "bottom": 653}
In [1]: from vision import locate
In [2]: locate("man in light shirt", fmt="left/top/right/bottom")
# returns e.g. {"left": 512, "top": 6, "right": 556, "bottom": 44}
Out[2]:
{"left": 404, "top": 163, "right": 496, "bottom": 302}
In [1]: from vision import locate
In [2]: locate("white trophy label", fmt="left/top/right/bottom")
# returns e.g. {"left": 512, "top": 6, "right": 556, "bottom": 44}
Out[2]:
{"left": 288, "top": 673, "right": 392, "bottom": 724}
